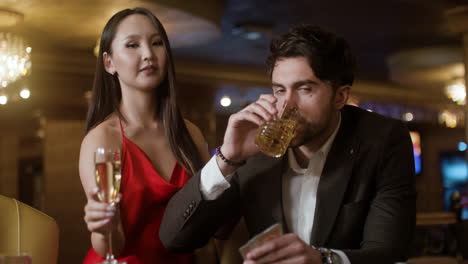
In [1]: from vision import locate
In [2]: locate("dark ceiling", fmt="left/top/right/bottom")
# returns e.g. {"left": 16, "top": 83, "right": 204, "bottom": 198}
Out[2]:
{"left": 173, "top": 0, "right": 462, "bottom": 81}
{"left": 0, "top": 0, "right": 467, "bottom": 132}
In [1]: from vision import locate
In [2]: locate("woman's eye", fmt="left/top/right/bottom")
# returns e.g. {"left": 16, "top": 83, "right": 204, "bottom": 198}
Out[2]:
{"left": 153, "top": 40, "right": 163, "bottom": 46}
{"left": 126, "top": 43, "right": 138, "bottom": 48}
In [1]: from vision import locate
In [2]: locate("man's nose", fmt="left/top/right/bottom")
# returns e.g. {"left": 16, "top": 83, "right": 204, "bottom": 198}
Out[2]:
{"left": 283, "top": 92, "right": 297, "bottom": 107}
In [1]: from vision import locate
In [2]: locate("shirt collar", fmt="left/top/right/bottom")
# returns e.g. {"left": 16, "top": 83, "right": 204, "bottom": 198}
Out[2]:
{"left": 288, "top": 113, "right": 342, "bottom": 173}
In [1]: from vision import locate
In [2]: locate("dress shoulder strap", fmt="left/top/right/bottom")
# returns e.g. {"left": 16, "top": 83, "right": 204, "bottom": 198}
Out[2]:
{"left": 118, "top": 118, "right": 125, "bottom": 139}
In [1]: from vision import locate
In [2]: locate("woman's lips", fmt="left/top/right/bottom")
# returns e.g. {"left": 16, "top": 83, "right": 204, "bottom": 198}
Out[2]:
{"left": 140, "top": 65, "right": 157, "bottom": 74}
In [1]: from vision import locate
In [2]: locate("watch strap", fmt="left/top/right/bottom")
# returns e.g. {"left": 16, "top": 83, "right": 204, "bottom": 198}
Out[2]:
{"left": 316, "top": 247, "right": 341, "bottom": 264}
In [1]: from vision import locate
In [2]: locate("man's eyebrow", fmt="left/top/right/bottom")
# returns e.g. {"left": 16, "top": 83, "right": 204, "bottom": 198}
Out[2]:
{"left": 293, "top": 80, "right": 319, "bottom": 87}
{"left": 272, "top": 79, "right": 319, "bottom": 88}
{"left": 272, "top": 82, "right": 285, "bottom": 88}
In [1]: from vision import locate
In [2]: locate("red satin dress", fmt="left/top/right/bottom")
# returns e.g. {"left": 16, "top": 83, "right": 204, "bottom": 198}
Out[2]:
{"left": 83, "top": 121, "right": 193, "bottom": 264}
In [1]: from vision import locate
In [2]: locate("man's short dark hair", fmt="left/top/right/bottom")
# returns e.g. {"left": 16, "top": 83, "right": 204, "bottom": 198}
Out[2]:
{"left": 266, "top": 24, "right": 356, "bottom": 89}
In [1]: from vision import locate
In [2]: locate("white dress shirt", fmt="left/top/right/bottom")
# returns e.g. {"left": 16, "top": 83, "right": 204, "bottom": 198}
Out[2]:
{"left": 199, "top": 115, "right": 351, "bottom": 263}
{"left": 282, "top": 115, "right": 339, "bottom": 244}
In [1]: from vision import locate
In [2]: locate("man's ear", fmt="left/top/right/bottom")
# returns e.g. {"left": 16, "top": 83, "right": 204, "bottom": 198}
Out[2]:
{"left": 334, "top": 85, "right": 351, "bottom": 109}
{"left": 103, "top": 52, "right": 115, "bottom": 75}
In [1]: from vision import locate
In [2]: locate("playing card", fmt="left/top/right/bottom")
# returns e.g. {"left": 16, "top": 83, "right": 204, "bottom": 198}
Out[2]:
{"left": 239, "top": 223, "right": 283, "bottom": 259}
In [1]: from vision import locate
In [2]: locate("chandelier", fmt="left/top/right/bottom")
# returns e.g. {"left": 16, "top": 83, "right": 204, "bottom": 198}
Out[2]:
{"left": 0, "top": 32, "right": 31, "bottom": 86}
{"left": 0, "top": 9, "right": 32, "bottom": 105}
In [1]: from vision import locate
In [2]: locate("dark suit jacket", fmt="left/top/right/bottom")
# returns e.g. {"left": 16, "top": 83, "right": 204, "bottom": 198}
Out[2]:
{"left": 160, "top": 105, "right": 416, "bottom": 264}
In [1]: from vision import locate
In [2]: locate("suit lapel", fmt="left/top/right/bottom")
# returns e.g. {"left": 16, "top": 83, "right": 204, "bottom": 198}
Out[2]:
{"left": 240, "top": 154, "right": 289, "bottom": 234}
{"left": 310, "top": 108, "right": 359, "bottom": 246}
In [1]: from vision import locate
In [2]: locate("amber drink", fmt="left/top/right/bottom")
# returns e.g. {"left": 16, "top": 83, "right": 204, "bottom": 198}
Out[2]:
{"left": 255, "top": 104, "right": 298, "bottom": 157}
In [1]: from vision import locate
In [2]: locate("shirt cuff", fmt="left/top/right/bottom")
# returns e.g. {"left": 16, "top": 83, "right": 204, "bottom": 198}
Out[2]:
{"left": 200, "top": 156, "right": 234, "bottom": 200}
{"left": 331, "top": 249, "right": 351, "bottom": 264}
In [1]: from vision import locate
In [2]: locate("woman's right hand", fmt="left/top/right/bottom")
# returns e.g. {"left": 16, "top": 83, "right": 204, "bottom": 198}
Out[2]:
{"left": 83, "top": 187, "right": 121, "bottom": 235}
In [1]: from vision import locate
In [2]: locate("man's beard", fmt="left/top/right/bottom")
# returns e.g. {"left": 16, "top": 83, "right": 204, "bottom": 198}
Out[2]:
{"left": 288, "top": 110, "right": 334, "bottom": 148}
{"left": 289, "top": 123, "right": 320, "bottom": 148}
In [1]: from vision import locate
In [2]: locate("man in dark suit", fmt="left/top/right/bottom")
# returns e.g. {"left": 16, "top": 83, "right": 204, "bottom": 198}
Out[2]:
{"left": 160, "top": 25, "right": 416, "bottom": 264}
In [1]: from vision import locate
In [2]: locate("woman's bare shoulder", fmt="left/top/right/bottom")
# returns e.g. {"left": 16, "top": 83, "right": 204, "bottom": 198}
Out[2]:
{"left": 82, "top": 116, "right": 122, "bottom": 151}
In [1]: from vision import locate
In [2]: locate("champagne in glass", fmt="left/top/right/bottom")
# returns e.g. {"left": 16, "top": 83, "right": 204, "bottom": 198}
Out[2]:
{"left": 95, "top": 159, "right": 121, "bottom": 204}
{"left": 94, "top": 147, "right": 125, "bottom": 264}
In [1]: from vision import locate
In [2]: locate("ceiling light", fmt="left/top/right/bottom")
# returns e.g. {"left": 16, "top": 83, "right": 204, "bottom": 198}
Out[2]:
{"left": 0, "top": 95, "right": 7, "bottom": 105}
{"left": 220, "top": 96, "right": 231, "bottom": 107}
{"left": 0, "top": 9, "right": 31, "bottom": 105}
{"left": 445, "top": 77, "right": 466, "bottom": 105}
{"left": 403, "top": 112, "right": 414, "bottom": 121}
{"left": 0, "top": 33, "right": 31, "bottom": 87}
{"left": 439, "top": 110, "right": 458, "bottom": 128}
{"left": 231, "top": 22, "right": 273, "bottom": 40}
{"left": 20, "top": 88, "right": 30, "bottom": 99}
{"left": 244, "top": 32, "right": 261, "bottom": 40}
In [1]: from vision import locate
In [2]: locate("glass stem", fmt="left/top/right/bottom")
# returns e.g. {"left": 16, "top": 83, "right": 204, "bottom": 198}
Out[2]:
{"left": 106, "top": 223, "right": 114, "bottom": 260}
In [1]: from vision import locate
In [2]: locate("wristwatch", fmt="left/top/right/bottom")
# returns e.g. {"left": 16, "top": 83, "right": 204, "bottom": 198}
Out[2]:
{"left": 317, "top": 247, "right": 342, "bottom": 264}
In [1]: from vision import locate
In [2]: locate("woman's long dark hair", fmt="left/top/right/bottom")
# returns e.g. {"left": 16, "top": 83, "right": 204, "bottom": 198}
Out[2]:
{"left": 86, "top": 7, "right": 204, "bottom": 175}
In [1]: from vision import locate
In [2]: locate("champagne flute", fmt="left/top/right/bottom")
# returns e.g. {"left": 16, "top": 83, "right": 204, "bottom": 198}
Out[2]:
{"left": 94, "top": 147, "right": 125, "bottom": 264}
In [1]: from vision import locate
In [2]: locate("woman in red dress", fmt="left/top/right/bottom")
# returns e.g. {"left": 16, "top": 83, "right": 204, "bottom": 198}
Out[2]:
{"left": 79, "top": 7, "right": 210, "bottom": 263}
